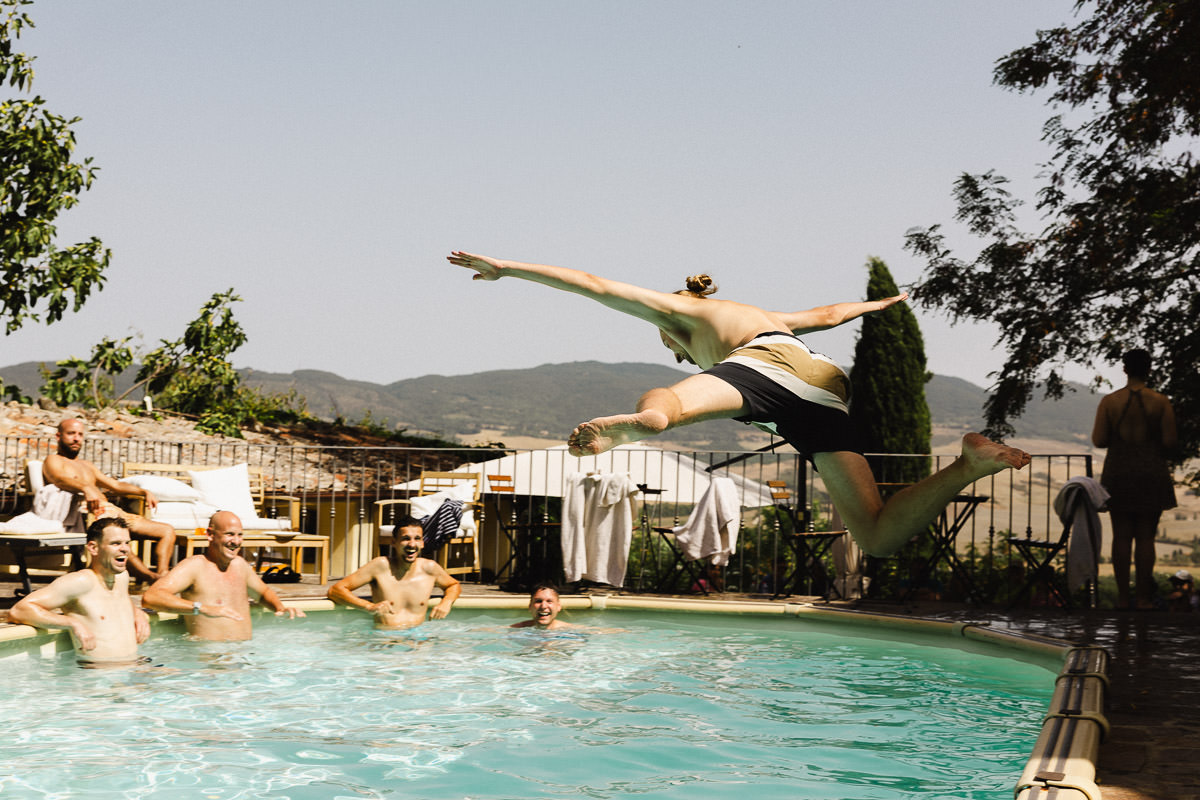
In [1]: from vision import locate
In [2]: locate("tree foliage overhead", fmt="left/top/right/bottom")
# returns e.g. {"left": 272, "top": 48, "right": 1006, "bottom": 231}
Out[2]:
{"left": 905, "top": 0, "right": 1200, "bottom": 478}
{"left": 1, "top": 0, "right": 110, "bottom": 334}
{"left": 848, "top": 258, "right": 931, "bottom": 486}
{"left": 40, "top": 291, "right": 307, "bottom": 437}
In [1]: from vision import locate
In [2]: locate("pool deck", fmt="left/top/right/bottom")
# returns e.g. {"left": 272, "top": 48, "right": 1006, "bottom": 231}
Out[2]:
{"left": 3, "top": 576, "right": 1197, "bottom": 800}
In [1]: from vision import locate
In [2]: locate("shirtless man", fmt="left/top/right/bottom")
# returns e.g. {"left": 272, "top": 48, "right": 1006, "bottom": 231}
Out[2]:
{"left": 8, "top": 517, "right": 151, "bottom": 666}
{"left": 447, "top": 251, "right": 1032, "bottom": 557}
{"left": 327, "top": 517, "right": 461, "bottom": 628}
{"left": 141, "top": 511, "right": 305, "bottom": 641}
{"left": 41, "top": 418, "right": 176, "bottom": 581}
{"left": 510, "top": 584, "right": 573, "bottom": 630}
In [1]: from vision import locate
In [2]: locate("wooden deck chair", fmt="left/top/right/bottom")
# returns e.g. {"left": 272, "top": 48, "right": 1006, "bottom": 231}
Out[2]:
{"left": 374, "top": 471, "right": 482, "bottom": 579}
{"left": 120, "top": 462, "right": 327, "bottom": 584}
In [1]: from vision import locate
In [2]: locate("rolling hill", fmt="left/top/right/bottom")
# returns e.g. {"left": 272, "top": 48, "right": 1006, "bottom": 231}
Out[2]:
{"left": 4, "top": 359, "right": 1102, "bottom": 450}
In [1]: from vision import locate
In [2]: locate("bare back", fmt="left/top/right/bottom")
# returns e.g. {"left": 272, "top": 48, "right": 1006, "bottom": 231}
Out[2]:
{"left": 666, "top": 297, "right": 791, "bottom": 369}
{"left": 1095, "top": 387, "right": 1175, "bottom": 448}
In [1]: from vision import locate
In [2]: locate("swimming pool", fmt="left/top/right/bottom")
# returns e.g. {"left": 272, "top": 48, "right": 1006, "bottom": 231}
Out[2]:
{"left": 0, "top": 606, "right": 1058, "bottom": 800}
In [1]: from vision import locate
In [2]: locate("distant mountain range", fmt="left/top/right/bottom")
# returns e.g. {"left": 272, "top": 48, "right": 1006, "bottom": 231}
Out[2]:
{"left": 3, "top": 360, "right": 1100, "bottom": 450}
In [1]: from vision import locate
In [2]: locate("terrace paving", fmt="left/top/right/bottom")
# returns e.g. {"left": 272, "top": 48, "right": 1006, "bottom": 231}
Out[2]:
{"left": 3, "top": 575, "right": 1196, "bottom": 799}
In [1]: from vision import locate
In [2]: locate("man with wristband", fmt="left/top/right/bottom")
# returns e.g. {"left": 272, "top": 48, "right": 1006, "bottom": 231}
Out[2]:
{"left": 142, "top": 510, "right": 305, "bottom": 640}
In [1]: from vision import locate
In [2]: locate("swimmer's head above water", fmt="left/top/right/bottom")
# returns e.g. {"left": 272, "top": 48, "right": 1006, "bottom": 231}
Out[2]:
{"left": 524, "top": 583, "right": 564, "bottom": 629}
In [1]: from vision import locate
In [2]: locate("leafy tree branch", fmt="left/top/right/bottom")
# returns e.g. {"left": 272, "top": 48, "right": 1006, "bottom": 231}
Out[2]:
{"left": 905, "top": 0, "right": 1200, "bottom": 481}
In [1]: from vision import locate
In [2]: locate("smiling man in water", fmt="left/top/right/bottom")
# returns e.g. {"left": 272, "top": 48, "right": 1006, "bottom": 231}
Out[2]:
{"left": 141, "top": 510, "right": 304, "bottom": 641}
{"left": 510, "top": 584, "right": 574, "bottom": 630}
{"left": 9, "top": 517, "right": 151, "bottom": 666}
{"left": 327, "top": 516, "right": 461, "bottom": 628}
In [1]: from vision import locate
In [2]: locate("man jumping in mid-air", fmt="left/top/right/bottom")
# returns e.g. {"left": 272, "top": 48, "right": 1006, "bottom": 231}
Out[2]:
{"left": 447, "top": 251, "right": 1031, "bottom": 557}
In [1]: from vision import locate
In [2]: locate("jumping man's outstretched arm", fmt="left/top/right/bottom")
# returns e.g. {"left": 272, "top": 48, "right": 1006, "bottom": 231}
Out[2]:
{"left": 447, "top": 251, "right": 697, "bottom": 333}
{"left": 773, "top": 293, "right": 909, "bottom": 335}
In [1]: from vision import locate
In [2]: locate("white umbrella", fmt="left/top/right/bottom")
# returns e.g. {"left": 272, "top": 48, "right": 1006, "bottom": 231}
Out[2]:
{"left": 392, "top": 443, "right": 776, "bottom": 507}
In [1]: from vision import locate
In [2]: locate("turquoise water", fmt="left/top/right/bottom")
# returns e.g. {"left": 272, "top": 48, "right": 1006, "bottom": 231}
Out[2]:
{"left": 0, "top": 609, "right": 1054, "bottom": 799}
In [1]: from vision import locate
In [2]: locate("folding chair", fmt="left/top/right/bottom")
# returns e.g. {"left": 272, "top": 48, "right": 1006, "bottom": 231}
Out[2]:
{"left": 487, "top": 474, "right": 519, "bottom": 581}
{"left": 1007, "top": 527, "right": 1073, "bottom": 608}
{"left": 651, "top": 525, "right": 714, "bottom": 594}
{"left": 768, "top": 480, "right": 845, "bottom": 600}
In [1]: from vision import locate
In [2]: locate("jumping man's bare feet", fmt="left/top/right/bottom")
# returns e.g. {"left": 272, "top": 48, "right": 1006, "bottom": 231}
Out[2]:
{"left": 567, "top": 410, "right": 669, "bottom": 456}
{"left": 959, "top": 432, "right": 1031, "bottom": 480}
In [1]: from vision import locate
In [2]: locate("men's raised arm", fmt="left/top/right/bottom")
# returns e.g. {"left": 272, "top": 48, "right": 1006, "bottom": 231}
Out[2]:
{"left": 428, "top": 566, "right": 461, "bottom": 620}
{"left": 773, "top": 293, "right": 909, "bottom": 335}
{"left": 9, "top": 574, "right": 96, "bottom": 651}
{"left": 327, "top": 561, "right": 393, "bottom": 616}
{"left": 447, "top": 251, "right": 694, "bottom": 330}
{"left": 246, "top": 569, "right": 305, "bottom": 619}
{"left": 142, "top": 563, "right": 240, "bottom": 621}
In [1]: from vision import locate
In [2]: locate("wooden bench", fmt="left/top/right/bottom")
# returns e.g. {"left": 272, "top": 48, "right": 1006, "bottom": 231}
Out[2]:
{"left": 121, "top": 462, "right": 329, "bottom": 585}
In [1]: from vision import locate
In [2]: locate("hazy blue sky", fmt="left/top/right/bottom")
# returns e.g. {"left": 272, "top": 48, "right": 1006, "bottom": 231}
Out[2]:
{"left": 7, "top": 1, "right": 1115, "bottom": 389}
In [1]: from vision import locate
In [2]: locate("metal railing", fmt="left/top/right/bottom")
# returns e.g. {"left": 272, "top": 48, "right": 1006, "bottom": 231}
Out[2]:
{"left": 1, "top": 435, "right": 1094, "bottom": 604}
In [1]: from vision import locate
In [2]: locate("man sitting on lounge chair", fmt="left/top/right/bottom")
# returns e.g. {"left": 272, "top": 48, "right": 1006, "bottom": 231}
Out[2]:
{"left": 39, "top": 418, "right": 176, "bottom": 581}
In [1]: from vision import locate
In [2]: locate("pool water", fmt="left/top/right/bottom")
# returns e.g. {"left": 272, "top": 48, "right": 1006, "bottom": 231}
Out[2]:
{"left": 0, "top": 609, "right": 1054, "bottom": 800}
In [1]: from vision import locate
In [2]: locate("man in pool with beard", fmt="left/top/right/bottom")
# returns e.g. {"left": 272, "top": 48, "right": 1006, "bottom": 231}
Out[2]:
{"left": 141, "top": 510, "right": 305, "bottom": 641}
{"left": 9, "top": 517, "right": 151, "bottom": 666}
{"left": 327, "top": 516, "right": 461, "bottom": 628}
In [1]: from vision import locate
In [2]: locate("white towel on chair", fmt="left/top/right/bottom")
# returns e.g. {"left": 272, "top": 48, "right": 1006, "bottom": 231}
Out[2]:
{"left": 561, "top": 472, "right": 638, "bottom": 586}
{"left": 673, "top": 476, "right": 740, "bottom": 566}
{"left": 1056, "top": 476, "right": 1109, "bottom": 590}
{"left": 33, "top": 483, "right": 84, "bottom": 532}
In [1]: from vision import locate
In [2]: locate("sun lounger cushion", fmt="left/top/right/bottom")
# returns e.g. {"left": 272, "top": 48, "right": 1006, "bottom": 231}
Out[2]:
{"left": 188, "top": 463, "right": 258, "bottom": 523}
{"left": 150, "top": 500, "right": 221, "bottom": 530}
{"left": 0, "top": 511, "right": 65, "bottom": 534}
{"left": 124, "top": 474, "right": 205, "bottom": 503}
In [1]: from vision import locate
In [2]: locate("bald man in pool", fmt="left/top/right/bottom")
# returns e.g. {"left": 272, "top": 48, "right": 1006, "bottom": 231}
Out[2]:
{"left": 141, "top": 511, "right": 305, "bottom": 641}
{"left": 327, "top": 516, "right": 461, "bottom": 629}
{"left": 8, "top": 517, "right": 151, "bottom": 666}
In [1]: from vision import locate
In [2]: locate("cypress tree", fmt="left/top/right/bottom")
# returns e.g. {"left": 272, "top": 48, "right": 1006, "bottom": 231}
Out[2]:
{"left": 848, "top": 258, "right": 932, "bottom": 485}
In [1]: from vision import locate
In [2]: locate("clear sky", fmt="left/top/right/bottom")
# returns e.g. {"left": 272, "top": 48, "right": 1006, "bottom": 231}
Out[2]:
{"left": 6, "top": 1, "right": 1116, "bottom": 390}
